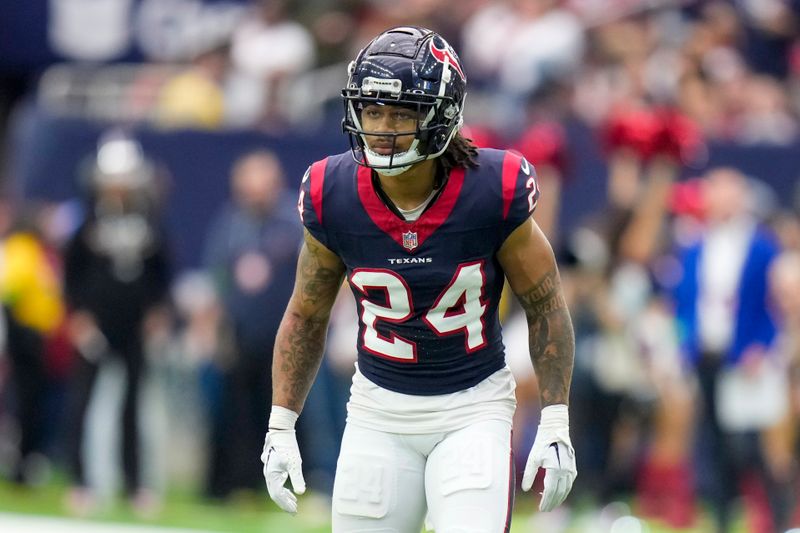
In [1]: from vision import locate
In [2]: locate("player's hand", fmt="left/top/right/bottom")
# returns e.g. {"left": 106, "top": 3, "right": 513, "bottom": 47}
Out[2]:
{"left": 522, "top": 404, "right": 577, "bottom": 512}
{"left": 261, "top": 407, "right": 305, "bottom": 514}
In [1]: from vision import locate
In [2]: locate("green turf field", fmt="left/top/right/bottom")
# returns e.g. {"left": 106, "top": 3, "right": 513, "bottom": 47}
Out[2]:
{"left": 0, "top": 478, "right": 748, "bottom": 533}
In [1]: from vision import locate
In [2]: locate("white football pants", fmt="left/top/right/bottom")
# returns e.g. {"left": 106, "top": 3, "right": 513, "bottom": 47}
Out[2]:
{"left": 332, "top": 419, "right": 514, "bottom": 533}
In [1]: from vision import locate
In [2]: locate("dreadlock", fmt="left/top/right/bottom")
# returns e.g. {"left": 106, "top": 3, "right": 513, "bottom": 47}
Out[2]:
{"left": 439, "top": 131, "right": 479, "bottom": 174}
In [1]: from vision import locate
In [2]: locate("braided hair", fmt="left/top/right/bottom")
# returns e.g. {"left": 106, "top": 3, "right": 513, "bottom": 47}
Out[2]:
{"left": 439, "top": 131, "right": 479, "bottom": 174}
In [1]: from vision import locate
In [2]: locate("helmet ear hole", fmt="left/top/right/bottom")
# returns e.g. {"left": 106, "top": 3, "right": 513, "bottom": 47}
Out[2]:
{"left": 431, "top": 130, "right": 448, "bottom": 152}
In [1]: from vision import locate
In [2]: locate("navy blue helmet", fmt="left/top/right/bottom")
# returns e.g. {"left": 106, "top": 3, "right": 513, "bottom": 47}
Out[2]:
{"left": 342, "top": 27, "right": 467, "bottom": 175}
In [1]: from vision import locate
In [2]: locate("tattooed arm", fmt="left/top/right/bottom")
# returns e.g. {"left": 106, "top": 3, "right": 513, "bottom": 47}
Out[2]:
{"left": 272, "top": 229, "right": 346, "bottom": 413}
{"left": 498, "top": 218, "right": 574, "bottom": 406}
{"left": 264, "top": 230, "right": 345, "bottom": 513}
{"left": 500, "top": 218, "right": 577, "bottom": 509}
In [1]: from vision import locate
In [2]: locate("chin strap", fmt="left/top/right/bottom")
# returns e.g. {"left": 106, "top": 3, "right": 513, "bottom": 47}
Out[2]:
{"left": 364, "top": 147, "right": 415, "bottom": 175}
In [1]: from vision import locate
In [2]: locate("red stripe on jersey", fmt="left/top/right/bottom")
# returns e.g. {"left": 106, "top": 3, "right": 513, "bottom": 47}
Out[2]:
{"left": 501, "top": 151, "right": 523, "bottom": 220}
{"left": 503, "top": 430, "right": 515, "bottom": 533}
{"left": 310, "top": 158, "right": 328, "bottom": 224}
{"left": 357, "top": 165, "right": 465, "bottom": 252}
{"left": 417, "top": 167, "right": 464, "bottom": 243}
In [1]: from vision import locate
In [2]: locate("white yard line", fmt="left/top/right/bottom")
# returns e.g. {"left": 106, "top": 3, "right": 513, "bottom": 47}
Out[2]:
{"left": 0, "top": 513, "right": 215, "bottom": 533}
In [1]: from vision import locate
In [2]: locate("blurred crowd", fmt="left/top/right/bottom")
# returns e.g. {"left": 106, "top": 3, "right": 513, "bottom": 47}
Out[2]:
{"left": 13, "top": 0, "right": 800, "bottom": 140}
{"left": 0, "top": 1, "right": 800, "bottom": 532}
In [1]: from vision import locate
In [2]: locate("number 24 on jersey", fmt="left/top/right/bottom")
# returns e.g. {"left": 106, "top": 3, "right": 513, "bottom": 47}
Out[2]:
{"left": 350, "top": 261, "right": 487, "bottom": 362}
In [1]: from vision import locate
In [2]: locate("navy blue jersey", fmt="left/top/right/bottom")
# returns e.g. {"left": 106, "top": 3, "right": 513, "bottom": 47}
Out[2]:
{"left": 299, "top": 148, "right": 539, "bottom": 395}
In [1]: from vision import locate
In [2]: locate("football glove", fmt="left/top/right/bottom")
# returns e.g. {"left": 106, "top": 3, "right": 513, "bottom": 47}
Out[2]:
{"left": 261, "top": 406, "right": 306, "bottom": 514}
{"left": 522, "top": 404, "right": 577, "bottom": 512}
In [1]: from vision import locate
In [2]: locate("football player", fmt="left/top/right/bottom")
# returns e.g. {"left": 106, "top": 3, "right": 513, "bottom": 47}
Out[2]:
{"left": 262, "top": 26, "right": 576, "bottom": 532}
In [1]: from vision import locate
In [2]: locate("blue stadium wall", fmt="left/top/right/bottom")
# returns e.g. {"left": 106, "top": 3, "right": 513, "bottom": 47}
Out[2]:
{"left": 7, "top": 103, "right": 800, "bottom": 272}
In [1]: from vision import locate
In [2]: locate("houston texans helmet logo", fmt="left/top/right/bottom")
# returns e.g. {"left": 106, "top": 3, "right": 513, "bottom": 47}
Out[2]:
{"left": 430, "top": 39, "right": 465, "bottom": 81}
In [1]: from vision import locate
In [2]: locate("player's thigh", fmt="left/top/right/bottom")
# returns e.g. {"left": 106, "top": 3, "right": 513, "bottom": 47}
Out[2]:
{"left": 425, "top": 419, "right": 514, "bottom": 533}
{"left": 332, "top": 423, "right": 427, "bottom": 533}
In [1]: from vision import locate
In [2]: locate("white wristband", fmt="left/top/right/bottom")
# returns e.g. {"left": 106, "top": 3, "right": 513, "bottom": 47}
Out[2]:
{"left": 269, "top": 405, "right": 299, "bottom": 430}
{"left": 539, "top": 404, "right": 569, "bottom": 429}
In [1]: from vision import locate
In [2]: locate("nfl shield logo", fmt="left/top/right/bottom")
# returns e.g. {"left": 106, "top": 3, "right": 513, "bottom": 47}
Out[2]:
{"left": 402, "top": 231, "right": 418, "bottom": 251}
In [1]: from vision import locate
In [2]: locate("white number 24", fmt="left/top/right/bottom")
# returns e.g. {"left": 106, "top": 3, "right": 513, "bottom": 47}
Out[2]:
{"left": 350, "top": 261, "right": 488, "bottom": 362}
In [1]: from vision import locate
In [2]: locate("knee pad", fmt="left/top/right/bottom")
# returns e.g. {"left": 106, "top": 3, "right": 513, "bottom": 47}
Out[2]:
{"left": 426, "top": 428, "right": 513, "bottom": 533}
{"left": 333, "top": 453, "right": 393, "bottom": 519}
{"left": 435, "top": 433, "right": 494, "bottom": 496}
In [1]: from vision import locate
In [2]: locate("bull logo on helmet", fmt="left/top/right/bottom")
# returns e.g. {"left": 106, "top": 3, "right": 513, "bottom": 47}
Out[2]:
{"left": 429, "top": 39, "right": 465, "bottom": 81}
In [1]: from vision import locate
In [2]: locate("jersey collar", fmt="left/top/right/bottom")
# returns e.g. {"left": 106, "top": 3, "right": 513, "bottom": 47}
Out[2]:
{"left": 357, "top": 164, "right": 465, "bottom": 253}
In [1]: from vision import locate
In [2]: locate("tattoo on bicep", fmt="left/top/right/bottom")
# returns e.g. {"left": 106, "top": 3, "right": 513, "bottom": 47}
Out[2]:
{"left": 518, "top": 270, "right": 575, "bottom": 406}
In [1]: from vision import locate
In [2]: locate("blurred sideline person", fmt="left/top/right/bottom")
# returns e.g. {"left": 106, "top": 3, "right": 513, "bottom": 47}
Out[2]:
{"left": 261, "top": 27, "right": 576, "bottom": 532}
{"left": 0, "top": 212, "right": 65, "bottom": 484}
{"left": 203, "top": 150, "right": 302, "bottom": 495}
{"left": 63, "top": 132, "right": 171, "bottom": 515}
{"left": 674, "top": 168, "right": 792, "bottom": 533}
{"left": 603, "top": 119, "right": 699, "bottom": 528}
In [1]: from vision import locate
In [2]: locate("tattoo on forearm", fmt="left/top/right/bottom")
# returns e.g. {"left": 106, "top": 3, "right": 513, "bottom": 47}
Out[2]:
{"left": 518, "top": 270, "right": 575, "bottom": 406}
{"left": 274, "top": 312, "right": 328, "bottom": 413}
{"left": 273, "top": 234, "right": 345, "bottom": 413}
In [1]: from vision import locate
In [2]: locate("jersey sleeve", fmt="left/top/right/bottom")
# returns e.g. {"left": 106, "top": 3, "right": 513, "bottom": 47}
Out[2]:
{"left": 500, "top": 150, "right": 539, "bottom": 241}
{"left": 298, "top": 158, "right": 332, "bottom": 250}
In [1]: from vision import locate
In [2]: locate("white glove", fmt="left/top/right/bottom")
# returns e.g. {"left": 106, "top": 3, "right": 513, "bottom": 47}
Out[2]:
{"left": 522, "top": 404, "right": 577, "bottom": 512}
{"left": 261, "top": 406, "right": 306, "bottom": 514}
